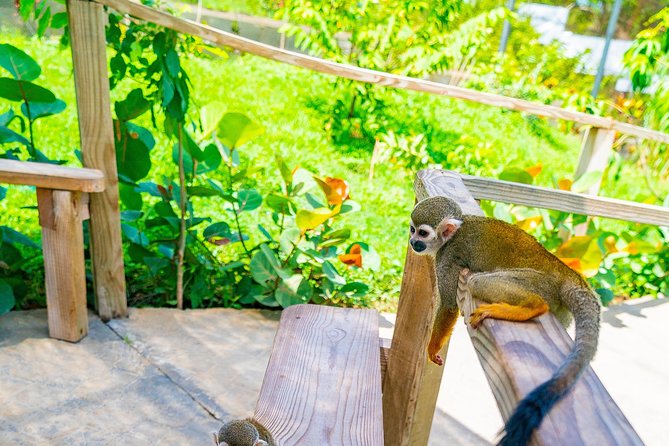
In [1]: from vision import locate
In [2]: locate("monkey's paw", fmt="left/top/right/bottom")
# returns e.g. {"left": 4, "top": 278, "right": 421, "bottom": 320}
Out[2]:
{"left": 468, "top": 310, "right": 490, "bottom": 329}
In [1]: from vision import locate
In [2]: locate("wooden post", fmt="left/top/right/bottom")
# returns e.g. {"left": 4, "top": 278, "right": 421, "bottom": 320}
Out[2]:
{"left": 67, "top": 0, "right": 127, "bottom": 320}
{"left": 37, "top": 189, "right": 88, "bottom": 342}
{"left": 382, "top": 170, "right": 483, "bottom": 445}
{"left": 575, "top": 126, "right": 616, "bottom": 196}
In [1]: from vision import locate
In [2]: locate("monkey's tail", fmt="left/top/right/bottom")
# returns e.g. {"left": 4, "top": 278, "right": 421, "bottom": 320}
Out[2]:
{"left": 497, "top": 285, "right": 600, "bottom": 446}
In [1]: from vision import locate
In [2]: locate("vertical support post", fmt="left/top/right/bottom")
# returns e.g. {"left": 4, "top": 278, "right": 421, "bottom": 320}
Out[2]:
{"left": 37, "top": 189, "right": 88, "bottom": 342}
{"left": 575, "top": 126, "right": 616, "bottom": 196}
{"left": 67, "top": 0, "right": 127, "bottom": 320}
{"left": 382, "top": 249, "right": 444, "bottom": 446}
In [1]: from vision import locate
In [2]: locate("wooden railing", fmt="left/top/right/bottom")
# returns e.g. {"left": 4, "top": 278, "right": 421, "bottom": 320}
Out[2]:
{"left": 56, "top": 1, "right": 668, "bottom": 443}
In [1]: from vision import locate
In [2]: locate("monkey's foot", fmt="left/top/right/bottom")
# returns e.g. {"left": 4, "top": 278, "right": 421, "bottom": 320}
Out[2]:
{"left": 469, "top": 310, "right": 490, "bottom": 329}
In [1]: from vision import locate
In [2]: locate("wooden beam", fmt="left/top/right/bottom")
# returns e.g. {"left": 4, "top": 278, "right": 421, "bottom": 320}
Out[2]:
{"left": 37, "top": 188, "right": 88, "bottom": 342}
{"left": 254, "top": 304, "right": 383, "bottom": 445}
{"left": 382, "top": 170, "right": 483, "bottom": 446}
{"left": 456, "top": 270, "right": 643, "bottom": 445}
{"left": 68, "top": 0, "right": 127, "bottom": 320}
{"left": 460, "top": 174, "right": 669, "bottom": 227}
{"left": 0, "top": 159, "right": 104, "bottom": 193}
{"left": 575, "top": 127, "right": 616, "bottom": 196}
{"left": 93, "top": 0, "right": 669, "bottom": 144}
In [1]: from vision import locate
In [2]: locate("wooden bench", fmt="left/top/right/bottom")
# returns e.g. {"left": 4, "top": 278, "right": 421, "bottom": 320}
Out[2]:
{"left": 0, "top": 158, "right": 104, "bottom": 342}
{"left": 254, "top": 304, "right": 383, "bottom": 445}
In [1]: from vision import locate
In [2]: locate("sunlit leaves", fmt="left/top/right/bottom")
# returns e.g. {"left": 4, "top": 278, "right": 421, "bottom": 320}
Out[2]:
{"left": 0, "top": 44, "right": 40, "bottom": 81}
{"left": 218, "top": 112, "right": 265, "bottom": 148}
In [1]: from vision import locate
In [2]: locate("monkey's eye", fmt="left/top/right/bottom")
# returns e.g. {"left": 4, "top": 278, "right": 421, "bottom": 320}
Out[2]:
{"left": 410, "top": 226, "right": 415, "bottom": 234}
{"left": 418, "top": 229, "right": 428, "bottom": 237}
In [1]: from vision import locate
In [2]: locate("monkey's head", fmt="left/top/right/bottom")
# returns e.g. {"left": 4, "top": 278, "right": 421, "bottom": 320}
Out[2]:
{"left": 409, "top": 197, "right": 463, "bottom": 257}
{"left": 216, "top": 419, "right": 267, "bottom": 446}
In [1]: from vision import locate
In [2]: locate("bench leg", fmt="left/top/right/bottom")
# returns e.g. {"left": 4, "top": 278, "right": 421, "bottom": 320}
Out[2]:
{"left": 37, "top": 188, "right": 88, "bottom": 342}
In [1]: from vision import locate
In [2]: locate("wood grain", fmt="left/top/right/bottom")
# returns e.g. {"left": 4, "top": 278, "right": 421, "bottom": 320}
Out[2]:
{"left": 379, "top": 337, "right": 391, "bottom": 387}
{"left": 459, "top": 173, "right": 669, "bottom": 226}
{"left": 382, "top": 172, "right": 480, "bottom": 446}
{"left": 456, "top": 271, "right": 643, "bottom": 446}
{"left": 68, "top": 0, "right": 127, "bottom": 321}
{"left": 37, "top": 189, "right": 88, "bottom": 342}
{"left": 254, "top": 304, "right": 383, "bottom": 445}
{"left": 94, "top": 0, "right": 669, "bottom": 144}
{"left": 575, "top": 127, "right": 616, "bottom": 196}
{"left": 0, "top": 159, "right": 104, "bottom": 192}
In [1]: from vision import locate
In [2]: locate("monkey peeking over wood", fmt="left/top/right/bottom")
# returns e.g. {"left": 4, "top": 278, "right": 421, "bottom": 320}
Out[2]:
{"left": 410, "top": 196, "right": 601, "bottom": 446}
{"left": 214, "top": 418, "right": 275, "bottom": 446}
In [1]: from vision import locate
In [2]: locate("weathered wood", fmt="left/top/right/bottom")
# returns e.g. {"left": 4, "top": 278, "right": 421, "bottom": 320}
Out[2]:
{"left": 68, "top": 0, "right": 127, "bottom": 320}
{"left": 459, "top": 173, "right": 669, "bottom": 226}
{"left": 456, "top": 271, "right": 643, "bottom": 446}
{"left": 0, "top": 159, "right": 104, "bottom": 193}
{"left": 382, "top": 171, "right": 482, "bottom": 446}
{"left": 254, "top": 304, "right": 383, "bottom": 446}
{"left": 379, "top": 337, "right": 391, "bottom": 387}
{"left": 94, "top": 0, "right": 669, "bottom": 144}
{"left": 575, "top": 127, "right": 616, "bottom": 195}
{"left": 37, "top": 189, "right": 88, "bottom": 342}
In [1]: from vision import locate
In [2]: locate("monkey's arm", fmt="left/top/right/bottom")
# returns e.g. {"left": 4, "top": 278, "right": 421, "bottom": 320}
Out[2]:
{"left": 428, "top": 264, "right": 461, "bottom": 366}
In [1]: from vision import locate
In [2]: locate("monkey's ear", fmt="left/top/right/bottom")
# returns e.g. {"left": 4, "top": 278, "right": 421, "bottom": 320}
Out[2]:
{"left": 437, "top": 217, "right": 462, "bottom": 241}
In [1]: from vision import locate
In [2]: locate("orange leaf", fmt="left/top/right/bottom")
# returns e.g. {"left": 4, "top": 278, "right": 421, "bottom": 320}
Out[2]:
{"left": 525, "top": 164, "right": 542, "bottom": 178}
{"left": 338, "top": 243, "right": 362, "bottom": 268}
{"left": 557, "top": 178, "right": 572, "bottom": 191}
{"left": 314, "top": 176, "right": 350, "bottom": 205}
{"left": 516, "top": 215, "right": 543, "bottom": 231}
{"left": 604, "top": 236, "right": 618, "bottom": 253}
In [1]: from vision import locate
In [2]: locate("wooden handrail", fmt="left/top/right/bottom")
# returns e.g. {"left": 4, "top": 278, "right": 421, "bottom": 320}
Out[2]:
{"left": 0, "top": 159, "right": 105, "bottom": 193}
{"left": 96, "top": 0, "right": 669, "bottom": 145}
{"left": 461, "top": 174, "right": 669, "bottom": 226}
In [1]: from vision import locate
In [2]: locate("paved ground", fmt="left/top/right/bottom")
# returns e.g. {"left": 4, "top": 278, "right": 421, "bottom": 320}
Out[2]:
{"left": 1, "top": 297, "right": 668, "bottom": 445}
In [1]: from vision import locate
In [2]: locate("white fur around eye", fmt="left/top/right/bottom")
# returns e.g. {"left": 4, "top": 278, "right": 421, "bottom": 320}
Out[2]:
{"left": 417, "top": 224, "right": 436, "bottom": 239}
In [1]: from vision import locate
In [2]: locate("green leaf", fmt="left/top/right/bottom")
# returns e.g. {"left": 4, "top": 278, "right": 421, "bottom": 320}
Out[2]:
{"left": 115, "top": 88, "right": 151, "bottom": 121}
{"left": 237, "top": 189, "right": 262, "bottom": 212}
{"left": 322, "top": 261, "right": 346, "bottom": 285}
{"left": 499, "top": 168, "right": 533, "bottom": 185}
{"left": 1, "top": 226, "right": 39, "bottom": 248}
{"left": 275, "top": 275, "right": 312, "bottom": 308}
{"left": 165, "top": 48, "right": 181, "bottom": 77}
{"left": 121, "top": 223, "right": 149, "bottom": 246}
{"left": 339, "top": 282, "right": 369, "bottom": 298}
{"left": 50, "top": 12, "right": 68, "bottom": 29}
{"left": 0, "top": 78, "right": 56, "bottom": 103}
{"left": 276, "top": 155, "right": 293, "bottom": 189}
{"left": 119, "top": 183, "right": 143, "bottom": 210}
{"left": 596, "top": 288, "right": 614, "bottom": 306}
{"left": 116, "top": 129, "right": 152, "bottom": 182}
{"left": 250, "top": 249, "right": 278, "bottom": 285}
{"left": 187, "top": 186, "right": 221, "bottom": 197}
{"left": 296, "top": 207, "right": 335, "bottom": 232}
{"left": 266, "top": 193, "right": 294, "bottom": 215}
{"left": 198, "top": 143, "right": 222, "bottom": 173}
{"left": 0, "top": 279, "right": 15, "bottom": 315}
{"left": 0, "top": 44, "right": 40, "bottom": 81}
{"left": 259, "top": 244, "right": 291, "bottom": 279}
{"left": 0, "top": 185, "right": 6, "bottom": 201}
{"left": 0, "top": 125, "right": 30, "bottom": 146}
{"left": 21, "top": 99, "right": 65, "bottom": 120}
{"left": 340, "top": 200, "right": 361, "bottom": 214}
{"left": 320, "top": 228, "right": 350, "bottom": 247}
{"left": 280, "top": 228, "right": 301, "bottom": 254}
{"left": 198, "top": 101, "right": 226, "bottom": 141}
{"left": 218, "top": 112, "right": 264, "bottom": 148}
{"left": 203, "top": 221, "right": 232, "bottom": 239}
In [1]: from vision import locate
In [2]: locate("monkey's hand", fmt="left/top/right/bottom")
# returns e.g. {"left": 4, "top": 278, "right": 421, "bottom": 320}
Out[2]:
{"left": 468, "top": 308, "right": 490, "bottom": 329}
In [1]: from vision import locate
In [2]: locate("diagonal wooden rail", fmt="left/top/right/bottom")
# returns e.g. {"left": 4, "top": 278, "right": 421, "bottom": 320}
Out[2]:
{"left": 96, "top": 0, "right": 669, "bottom": 144}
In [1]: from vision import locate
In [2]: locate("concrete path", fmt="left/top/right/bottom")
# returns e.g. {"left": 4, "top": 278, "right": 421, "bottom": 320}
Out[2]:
{"left": 1, "top": 298, "right": 668, "bottom": 445}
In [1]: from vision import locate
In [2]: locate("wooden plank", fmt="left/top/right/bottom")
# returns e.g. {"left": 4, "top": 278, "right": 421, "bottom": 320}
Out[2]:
{"left": 95, "top": 0, "right": 669, "bottom": 144}
{"left": 382, "top": 171, "right": 482, "bottom": 446}
{"left": 456, "top": 270, "right": 643, "bottom": 445}
{"left": 379, "top": 337, "right": 391, "bottom": 387}
{"left": 37, "top": 188, "right": 88, "bottom": 342}
{"left": 254, "top": 304, "right": 383, "bottom": 445}
{"left": 0, "top": 159, "right": 104, "bottom": 192}
{"left": 460, "top": 173, "right": 669, "bottom": 227}
{"left": 68, "top": 0, "right": 127, "bottom": 320}
{"left": 575, "top": 127, "right": 616, "bottom": 195}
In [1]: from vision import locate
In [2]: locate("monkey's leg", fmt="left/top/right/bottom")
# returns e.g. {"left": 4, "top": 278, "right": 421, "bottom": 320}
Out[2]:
{"left": 466, "top": 269, "right": 551, "bottom": 329}
{"left": 427, "top": 306, "right": 459, "bottom": 366}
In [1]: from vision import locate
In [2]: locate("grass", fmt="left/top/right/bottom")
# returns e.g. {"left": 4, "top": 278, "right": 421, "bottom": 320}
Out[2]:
{"left": 1, "top": 31, "right": 666, "bottom": 307}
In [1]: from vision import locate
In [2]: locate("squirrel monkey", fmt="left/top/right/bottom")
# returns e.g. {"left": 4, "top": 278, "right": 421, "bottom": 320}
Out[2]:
{"left": 409, "top": 196, "right": 600, "bottom": 446}
{"left": 214, "top": 418, "right": 275, "bottom": 446}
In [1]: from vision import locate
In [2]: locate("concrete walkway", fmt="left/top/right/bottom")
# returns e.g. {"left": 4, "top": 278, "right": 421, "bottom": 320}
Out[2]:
{"left": 1, "top": 298, "right": 668, "bottom": 445}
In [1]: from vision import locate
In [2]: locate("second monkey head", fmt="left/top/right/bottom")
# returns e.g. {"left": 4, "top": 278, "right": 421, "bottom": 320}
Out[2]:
{"left": 409, "top": 196, "right": 463, "bottom": 257}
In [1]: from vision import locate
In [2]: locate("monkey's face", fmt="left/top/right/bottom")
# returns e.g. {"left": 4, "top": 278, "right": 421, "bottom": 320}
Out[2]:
{"left": 409, "top": 217, "right": 462, "bottom": 257}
